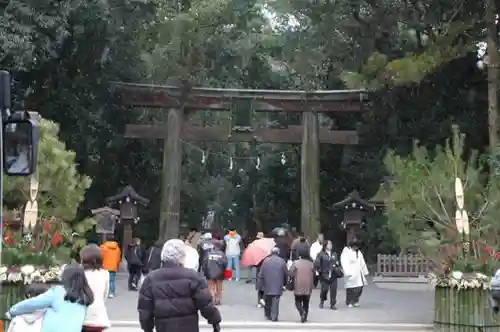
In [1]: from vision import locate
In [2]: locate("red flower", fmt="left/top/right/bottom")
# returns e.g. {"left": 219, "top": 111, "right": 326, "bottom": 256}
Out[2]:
{"left": 3, "top": 231, "right": 15, "bottom": 246}
{"left": 494, "top": 252, "right": 500, "bottom": 259}
{"left": 50, "top": 232, "right": 63, "bottom": 247}
{"left": 483, "top": 247, "right": 494, "bottom": 253}
{"left": 42, "top": 220, "right": 51, "bottom": 232}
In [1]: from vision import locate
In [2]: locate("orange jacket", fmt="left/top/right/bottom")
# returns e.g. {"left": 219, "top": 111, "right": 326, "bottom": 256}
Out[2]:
{"left": 100, "top": 241, "right": 121, "bottom": 272}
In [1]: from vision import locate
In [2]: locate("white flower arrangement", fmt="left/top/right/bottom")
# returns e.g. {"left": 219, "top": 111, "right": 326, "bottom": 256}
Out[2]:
{"left": 0, "top": 265, "right": 64, "bottom": 284}
{"left": 428, "top": 271, "right": 491, "bottom": 290}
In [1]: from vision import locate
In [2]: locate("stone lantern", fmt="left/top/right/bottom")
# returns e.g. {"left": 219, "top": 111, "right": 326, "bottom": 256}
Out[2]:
{"left": 91, "top": 206, "right": 120, "bottom": 243}
{"left": 330, "top": 191, "right": 375, "bottom": 245}
{"left": 106, "top": 186, "right": 149, "bottom": 257}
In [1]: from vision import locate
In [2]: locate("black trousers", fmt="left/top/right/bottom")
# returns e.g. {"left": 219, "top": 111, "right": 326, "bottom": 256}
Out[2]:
{"left": 346, "top": 286, "right": 363, "bottom": 305}
{"left": 294, "top": 295, "right": 310, "bottom": 317}
{"left": 257, "top": 290, "right": 264, "bottom": 303}
{"left": 319, "top": 278, "right": 338, "bottom": 305}
{"left": 264, "top": 295, "right": 280, "bottom": 321}
{"left": 128, "top": 264, "right": 141, "bottom": 290}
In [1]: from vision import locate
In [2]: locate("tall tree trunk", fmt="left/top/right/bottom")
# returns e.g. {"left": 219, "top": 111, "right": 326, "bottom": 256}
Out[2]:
{"left": 301, "top": 111, "right": 320, "bottom": 241}
{"left": 487, "top": 0, "right": 499, "bottom": 148}
{"left": 159, "top": 108, "right": 184, "bottom": 241}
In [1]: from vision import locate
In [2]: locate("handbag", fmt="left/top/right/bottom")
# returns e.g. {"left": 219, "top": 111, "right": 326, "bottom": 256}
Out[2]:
{"left": 333, "top": 265, "right": 344, "bottom": 278}
{"left": 224, "top": 269, "right": 233, "bottom": 280}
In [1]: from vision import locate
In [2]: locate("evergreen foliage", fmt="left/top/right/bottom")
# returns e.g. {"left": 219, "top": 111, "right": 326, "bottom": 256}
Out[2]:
{"left": 384, "top": 126, "right": 500, "bottom": 274}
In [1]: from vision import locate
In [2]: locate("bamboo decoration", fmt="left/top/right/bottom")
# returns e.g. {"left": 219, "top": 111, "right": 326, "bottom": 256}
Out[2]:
{"left": 23, "top": 176, "right": 39, "bottom": 232}
{"left": 434, "top": 286, "right": 497, "bottom": 332}
{"left": 431, "top": 177, "right": 496, "bottom": 331}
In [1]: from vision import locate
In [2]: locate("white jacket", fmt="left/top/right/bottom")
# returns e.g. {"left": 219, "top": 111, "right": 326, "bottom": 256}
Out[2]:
{"left": 184, "top": 244, "right": 200, "bottom": 271}
{"left": 7, "top": 310, "right": 45, "bottom": 332}
{"left": 84, "top": 269, "right": 111, "bottom": 328}
{"left": 310, "top": 241, "right": 322, "bottom": 261}
{"left": 340, "top": 247, "right": 369, "bottom": 289}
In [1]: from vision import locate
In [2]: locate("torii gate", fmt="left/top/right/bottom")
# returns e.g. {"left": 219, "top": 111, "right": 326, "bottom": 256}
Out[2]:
{"left": 112, "top": 82, "right": 369, "bottom": 241}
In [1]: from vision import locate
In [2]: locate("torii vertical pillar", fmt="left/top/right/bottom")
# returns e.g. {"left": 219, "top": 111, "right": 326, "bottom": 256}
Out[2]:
{"left": 301, "top": 110, "right": 320, "bottom": 240}
{"left": 159, "top": 108, "right": 184, "bottom": 241}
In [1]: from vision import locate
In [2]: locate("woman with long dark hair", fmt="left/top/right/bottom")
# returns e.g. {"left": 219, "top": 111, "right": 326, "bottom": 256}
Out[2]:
{"left": 314, "top": 240, "right": 342, "bottom": 310}
{"left": 81, "top": 244, "right": 111, "bottom": 332}
{"left": 6, "top": 264, "right": 94, "bottom": 332}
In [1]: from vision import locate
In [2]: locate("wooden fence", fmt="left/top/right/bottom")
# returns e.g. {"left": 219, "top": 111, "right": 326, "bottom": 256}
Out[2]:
{"left": 376, "top": 254, "right": 432, "bottom": 277}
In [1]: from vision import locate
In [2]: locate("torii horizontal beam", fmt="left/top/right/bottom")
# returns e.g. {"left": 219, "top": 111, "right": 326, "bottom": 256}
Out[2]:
{"left": 125, "top": 124, "right": 359, "bottom": 144}
{"left": 111, "top": 82, "right": 370, "bottom": 112}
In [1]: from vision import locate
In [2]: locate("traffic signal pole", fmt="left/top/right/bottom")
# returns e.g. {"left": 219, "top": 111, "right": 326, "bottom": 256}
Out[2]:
{"left": 0, "top": 70, "right": 11, "bottom": 269}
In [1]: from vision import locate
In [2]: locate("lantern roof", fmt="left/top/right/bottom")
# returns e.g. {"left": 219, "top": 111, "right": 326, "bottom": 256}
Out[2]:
{"left": 330, "top": 191, "right": 374, "bottom": 211}
{"left": 106, "top": 185, "right": 149, "bottom": 206}
{"left": 91, "top": 206, "right": 120, "bottom": 216}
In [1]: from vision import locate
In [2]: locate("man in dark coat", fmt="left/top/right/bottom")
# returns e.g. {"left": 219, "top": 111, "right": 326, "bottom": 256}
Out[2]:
{"left": 258, "top": 247, "right": 287, "bottom": 321}
{"left": 144, "top": 239, "right": 164, "bottom": 272}
{"left": 314, "top": 240, "right": 341, "bottom": 309}
{"left": 125, "top": 237, "right": 145, "bottom": 290}
{"left": 138, "top": 239, "right": 221, "bottom": 332}
{"left": 273, "top": 230, "right": 290, "bottom": 262}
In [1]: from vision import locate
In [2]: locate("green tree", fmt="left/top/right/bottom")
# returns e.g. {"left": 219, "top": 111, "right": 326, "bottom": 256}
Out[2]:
{"left": 384, "top": 126, "right": 500, "bottom": 274}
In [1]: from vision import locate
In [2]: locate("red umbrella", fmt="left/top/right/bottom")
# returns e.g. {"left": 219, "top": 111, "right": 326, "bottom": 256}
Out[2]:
{"left": 241, "top": 237, "right": 276, "bottom": 267}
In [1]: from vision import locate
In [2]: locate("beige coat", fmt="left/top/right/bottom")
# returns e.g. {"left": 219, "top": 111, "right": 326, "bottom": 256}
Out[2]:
{"left": 289, "top": 259, "right": 315, "bottom": 295}
{"left": 84, "top": 269, "right": 111, "bottom": 328}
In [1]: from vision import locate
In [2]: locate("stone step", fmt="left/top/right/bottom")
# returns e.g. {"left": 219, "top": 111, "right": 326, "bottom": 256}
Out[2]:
{"left": 110, "top": 321, "right": 433, "bottom": 331}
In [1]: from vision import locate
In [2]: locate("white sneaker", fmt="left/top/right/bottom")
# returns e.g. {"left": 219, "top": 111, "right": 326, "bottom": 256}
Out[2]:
{"left": 108, "top": 294, "right": 114, "bottom": 299}
{"left": 353, "top": 303, "right": 360, "bottom": 307}
{"left": 347, "top": 304, "right": 353, "bottom": 308}
{"left": 259, "top": 299, "right": 266, "bottom": 306}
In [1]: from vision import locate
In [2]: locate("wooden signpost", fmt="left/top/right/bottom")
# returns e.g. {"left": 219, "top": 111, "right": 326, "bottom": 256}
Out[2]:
{"left": 91, "top": 206, "right": 120, "bottom": 243}
{"left": 112, "top": 82, "right": 369, "bottom": 241}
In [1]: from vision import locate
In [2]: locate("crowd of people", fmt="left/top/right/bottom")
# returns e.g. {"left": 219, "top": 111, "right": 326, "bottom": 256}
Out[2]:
{"left": 254, "top": 230, "right": 369, "bottom": 322}
{"left": 3, "top": 227, "right": 370, "bottom": 332}
{"left": 6, "top": 244, "right": 114, "bottom": 332}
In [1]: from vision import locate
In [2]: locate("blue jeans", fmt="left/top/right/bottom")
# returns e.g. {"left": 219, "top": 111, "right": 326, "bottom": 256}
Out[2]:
{"left": 227, "top": 255, "right": 240, "bottom": 280}
{"left": 109, "top": 271, "right": 116, "bottom": 296}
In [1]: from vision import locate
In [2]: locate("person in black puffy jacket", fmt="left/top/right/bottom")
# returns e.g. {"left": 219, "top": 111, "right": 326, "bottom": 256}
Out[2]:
{"left": 138, "top": 239, "right": 221, "bottom": 332}
{"left": 274, "top": 235, "right": 290, "bottom": 262}
{"left": 201, "top": 238, "right": 227, "bottom": 305}
{"left": 125, "top": 237, "right": 145, "bottom": 290}
{"left": 143, "top": 240, "right": 164, "bottom": 273}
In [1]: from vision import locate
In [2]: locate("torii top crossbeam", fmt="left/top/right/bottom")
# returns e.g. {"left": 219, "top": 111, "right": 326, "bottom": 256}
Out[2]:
{"left": 111, "top": 82, "right": 370, "bottom": 112}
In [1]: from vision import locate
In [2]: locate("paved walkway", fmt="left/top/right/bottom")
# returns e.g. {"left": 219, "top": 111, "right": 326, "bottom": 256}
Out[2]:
{"left": 107, "top": 273, "right": 433, "bottom": 324}
{"left": 109, "top": 327, "right": 430, "bottom": 332}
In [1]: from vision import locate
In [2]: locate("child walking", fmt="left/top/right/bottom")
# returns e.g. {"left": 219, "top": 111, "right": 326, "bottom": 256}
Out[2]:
{"left": 6, "top": 284, "right": 51, "bottom": 332}
{"left": 6, "top": 264, "right": 94, "bottom": 332}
